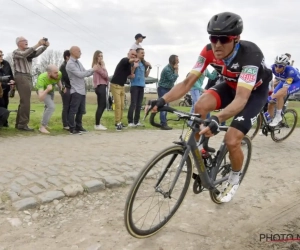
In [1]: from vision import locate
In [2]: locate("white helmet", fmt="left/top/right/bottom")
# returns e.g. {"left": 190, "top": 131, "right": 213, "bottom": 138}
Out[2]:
{"left": 275, "top": 54, "right": 289, "bottom": 65}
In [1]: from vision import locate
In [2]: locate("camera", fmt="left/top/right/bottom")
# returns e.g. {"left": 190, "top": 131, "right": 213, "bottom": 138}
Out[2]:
{"left": 43, "top": 37, "right": 48, "bottom": 42}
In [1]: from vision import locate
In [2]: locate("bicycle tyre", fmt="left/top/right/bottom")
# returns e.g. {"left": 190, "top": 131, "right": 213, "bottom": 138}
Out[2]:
{"left": 249, "top": 113, "right": 262, "bottom": 140}
{"left": 209, "top": 135, "right": 252, "bottom": 204}
{"left": 178, "top": 101, "right": 185, "bottom": 106}
{"left": 271, "top": 108, "right": 298, "bottom": 142}
{"left": 124, "top": 145, "right": 192, "bottom": 238}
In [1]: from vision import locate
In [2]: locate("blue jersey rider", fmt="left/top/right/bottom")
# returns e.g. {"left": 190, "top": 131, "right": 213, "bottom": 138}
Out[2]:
{"left": 268, "top": 54, "right": 300, "bottom": 126}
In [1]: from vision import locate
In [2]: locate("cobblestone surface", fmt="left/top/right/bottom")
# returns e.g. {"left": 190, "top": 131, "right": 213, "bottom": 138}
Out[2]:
{"left": 1, "top": 128, "right": 300, "bottom": 211}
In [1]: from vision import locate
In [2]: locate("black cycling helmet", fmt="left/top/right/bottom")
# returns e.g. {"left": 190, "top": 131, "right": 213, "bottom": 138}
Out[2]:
{"left": 207, "top": 12, "right": 243, "bottom": 36}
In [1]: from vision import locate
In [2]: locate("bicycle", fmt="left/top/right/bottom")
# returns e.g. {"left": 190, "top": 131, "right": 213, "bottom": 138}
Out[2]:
{"left": 178, "top": 93, "right": 192, "bottom": 107}
{"left": 124, "top": 105, "right": 252, "bottom": 238}
{"left": 250, "top": 94, "right": 298, "bottom": 142}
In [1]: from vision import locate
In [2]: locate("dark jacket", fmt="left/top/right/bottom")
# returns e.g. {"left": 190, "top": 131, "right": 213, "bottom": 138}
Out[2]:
{"left": 59, "top": 61, "right": 71, "bottom": 89}
{"left": 0, "top": 60, "right": 14, "bottom": 91}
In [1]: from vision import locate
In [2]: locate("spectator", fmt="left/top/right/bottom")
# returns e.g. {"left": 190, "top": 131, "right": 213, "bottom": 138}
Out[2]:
{"left": 110, "top": 50, "right": 138, "bottom": 131}
{"left": 127, "top": 48, "right": 151, "bottom": 127}
{"left": 59, "top": 50, "right": 71, "bottom": 131}
{"left": 35, "top": 65, "right": 62, "bottom": 134}
{"left": 0, "top": 50, "right": 14, "bottom": 126}
{"left": 13, "top": 36, "right": 49, "bottom": 131}
{"left": 0, "top": 107, "right": 9, "bottom": 128}
{"left": 92, "top": 50, "right": 109, "bottom": 131}
{"left": 66, "top": 46, "right": 96, "bottom": 135}
{"left": 157, "top": 55, "right": 179, "bottom": 130}
{"left": 131, "top": 33, "right": 146, "bottom": 50}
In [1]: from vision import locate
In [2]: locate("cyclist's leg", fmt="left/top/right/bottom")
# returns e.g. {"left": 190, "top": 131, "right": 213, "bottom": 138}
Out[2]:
{"left": 268, "top": 81, "right": 283, "bottom": 118}
{"left": 270, "top": 80, "right": 300, "bottom": 126}
{"left": 194, "top": 83, "right": 234, "bottom": 140}
{"left": 219, "top": 83, "right": 268, "bottom": 202}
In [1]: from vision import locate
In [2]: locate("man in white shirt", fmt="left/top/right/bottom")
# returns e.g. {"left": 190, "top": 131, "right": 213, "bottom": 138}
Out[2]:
{"left": 130, "top": 33, "right": 146, "bottom": 50}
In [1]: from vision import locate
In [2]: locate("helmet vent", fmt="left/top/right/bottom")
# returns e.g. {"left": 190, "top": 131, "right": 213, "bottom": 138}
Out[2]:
{"left": 225, "top": 15, "right": 231, "bottom": 21}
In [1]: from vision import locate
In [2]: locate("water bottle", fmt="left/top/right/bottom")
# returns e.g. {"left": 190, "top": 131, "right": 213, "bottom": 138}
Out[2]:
{"left": 264, "top": 111, "right": 271, "bottom": 122}
{"left": 201, "top": 149, "right": 212, "bottom": 167}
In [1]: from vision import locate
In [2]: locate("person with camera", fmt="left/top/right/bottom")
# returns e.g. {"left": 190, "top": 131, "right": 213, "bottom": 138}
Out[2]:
{"left": 157, "top": 55, "right": 179, "bottom": 130}
{"left": 0, "top": 50, "right": 15, "bottom": 126}
{"left": 36, "top": 65, "right": 62, "bottom": 134}
{"left": 13, "top": 36, "right": 49, "bottom": 131}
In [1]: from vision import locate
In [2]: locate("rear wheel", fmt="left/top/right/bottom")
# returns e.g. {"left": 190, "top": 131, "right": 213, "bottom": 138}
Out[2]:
{"left": 271, "top": 108, "right": 298, "bottom": 142}
{"left": 209, "top": 136, "right": 252, "bottom": 204}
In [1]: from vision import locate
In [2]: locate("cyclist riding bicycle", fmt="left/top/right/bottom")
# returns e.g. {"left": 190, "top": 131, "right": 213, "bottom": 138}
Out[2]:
{"left": 151, "top": 12, "right": 272, "bottom": 202}
{"left": 267, "top": 54, "right": 300, "bottom": 126}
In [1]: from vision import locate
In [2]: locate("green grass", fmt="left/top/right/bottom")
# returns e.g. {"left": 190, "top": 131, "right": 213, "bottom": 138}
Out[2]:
{"left": 1, "top": 92, "right": 300, "bottom": 137}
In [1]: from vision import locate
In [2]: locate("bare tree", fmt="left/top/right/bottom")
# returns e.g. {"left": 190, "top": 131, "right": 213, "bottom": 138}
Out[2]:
{"left": 38, "top": 49, "right": 63, "bottom": 73}
{"left": 4, "top": 53, "right": 14, "bottom": 73}
{"left": 85, "top": 77, "right": 94, "bottom": 92}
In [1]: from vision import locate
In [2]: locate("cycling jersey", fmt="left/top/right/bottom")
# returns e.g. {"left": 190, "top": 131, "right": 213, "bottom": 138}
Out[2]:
{"left": 190, "top": 40, "right": 272, "bottom": 91}
{"left": 271, "top": 65, "right": 300, "bottom": 85}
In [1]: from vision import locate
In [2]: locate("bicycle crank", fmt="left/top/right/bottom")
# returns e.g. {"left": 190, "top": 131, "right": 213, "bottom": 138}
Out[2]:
{"left": 192, "top": 173, "right": 204, "bottom": 194}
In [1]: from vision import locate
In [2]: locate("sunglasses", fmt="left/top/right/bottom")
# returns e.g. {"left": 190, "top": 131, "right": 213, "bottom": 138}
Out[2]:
{"left": 274, "top": 64, "right": 285, "bottom": 68}
{"left": 209, "top": 35, "right": 236, "bottom": 44}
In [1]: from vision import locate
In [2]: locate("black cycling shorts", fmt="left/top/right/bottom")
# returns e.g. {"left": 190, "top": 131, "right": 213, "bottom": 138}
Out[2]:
{"left": 206, "top": 82, "right": 269, "bottom": 135}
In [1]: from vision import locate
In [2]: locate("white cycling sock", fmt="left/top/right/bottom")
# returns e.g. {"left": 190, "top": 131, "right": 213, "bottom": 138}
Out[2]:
{"left": 228, "top": 170, "right": 241, "bottom": 185}
{"left": 276, "top": 109, "right": 282, "bottom": 116}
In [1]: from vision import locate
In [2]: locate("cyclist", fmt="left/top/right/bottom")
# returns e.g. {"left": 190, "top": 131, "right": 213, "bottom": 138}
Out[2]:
{"left": 152, "top": 12, "right": 272, "bottom": 202}
{"left": 268, "top": 54, "right": 300, "bottom": 126}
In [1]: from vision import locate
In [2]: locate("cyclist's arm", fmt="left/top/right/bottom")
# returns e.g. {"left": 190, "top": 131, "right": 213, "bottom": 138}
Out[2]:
{"left": 216, "top": 57, "right": 263, "bottom": 123}
{"left": 162, "top": 74, "right": 199, "bottom": 103}
{"left": 162, "top": 46, "right": 211, "bottom": 103}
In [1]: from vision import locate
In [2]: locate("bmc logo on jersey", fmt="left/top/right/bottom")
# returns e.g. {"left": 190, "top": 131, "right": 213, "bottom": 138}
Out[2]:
{"left": 240, "top": 66, "right": 258, "bottom": 83}
{"left": 193, "top": 56, "right": 206, "bottom": 69}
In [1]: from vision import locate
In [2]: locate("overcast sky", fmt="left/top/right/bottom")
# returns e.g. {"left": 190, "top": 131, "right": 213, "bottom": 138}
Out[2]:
{"left": 2, "top": 0, "right": 300, "bottom": 88}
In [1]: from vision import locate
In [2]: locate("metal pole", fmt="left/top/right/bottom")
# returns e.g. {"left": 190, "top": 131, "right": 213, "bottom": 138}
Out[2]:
{"left": 155, "top": 64, "right": 160, "bottom": 89}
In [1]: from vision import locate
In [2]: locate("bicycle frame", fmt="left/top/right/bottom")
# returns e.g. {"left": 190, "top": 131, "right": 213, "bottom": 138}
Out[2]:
{"left": 155, "top": 121, "right": 228, "bottom": 197}
{"left": 260, "top": 94, "right": 290, "bottom": 129}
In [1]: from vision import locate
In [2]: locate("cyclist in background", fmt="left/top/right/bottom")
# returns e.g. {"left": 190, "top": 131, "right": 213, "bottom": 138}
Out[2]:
{"left": 268, "top": 54, "right": 300, "bottom": 126}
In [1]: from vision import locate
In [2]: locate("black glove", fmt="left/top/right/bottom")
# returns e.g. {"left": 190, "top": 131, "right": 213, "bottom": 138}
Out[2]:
{"left": 156, "top": 97, "right": 166, "bottom": 109}
{"left": 204, "top": 115, "right": 220, "bottom": 135}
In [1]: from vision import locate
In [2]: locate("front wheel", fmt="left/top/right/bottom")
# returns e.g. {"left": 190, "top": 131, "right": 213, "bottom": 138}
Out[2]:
{"left": 124, "top": 145, "right": 192, "bottom": 238}
{"left": 209, "top": 136, "right": 252, "bottom": 204}
{"left": 271, "top": 108, "right": 298, "bottom": 142}
{"left": 178, "top": 101, "right": 186, "bottom": 106}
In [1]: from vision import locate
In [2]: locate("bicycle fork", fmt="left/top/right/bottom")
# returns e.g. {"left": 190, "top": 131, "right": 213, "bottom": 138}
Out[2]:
{"left": 154, "top": 147, "right": 191, "bottom": 198}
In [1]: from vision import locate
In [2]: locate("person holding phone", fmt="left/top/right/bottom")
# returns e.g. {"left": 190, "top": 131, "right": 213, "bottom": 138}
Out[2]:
{"left": 13, "top": 36, "right": 49, "bottom": 131}
{"left": 92, "top": 50, "right": 109, "bottom": 131}
{"left": 157, "top": 55, "right": 179, "bottom": 130}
